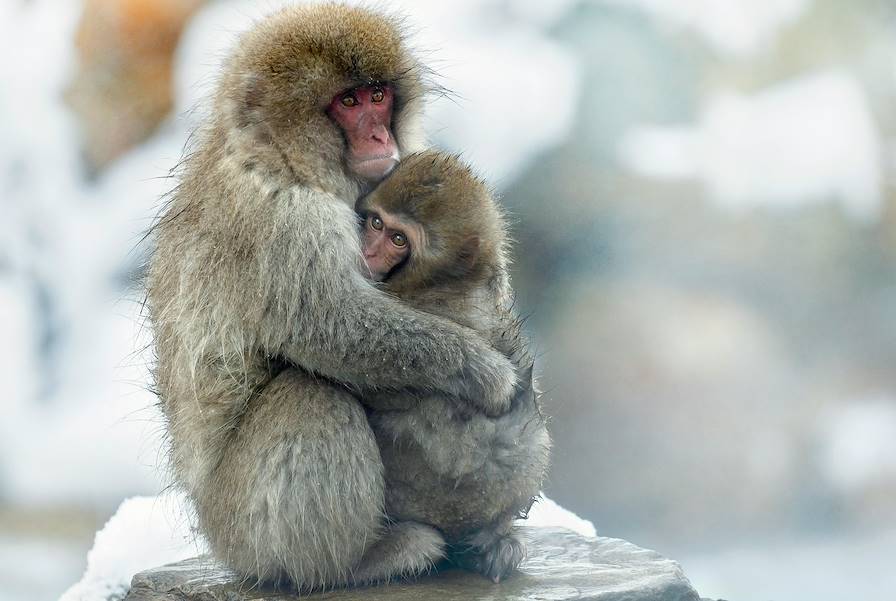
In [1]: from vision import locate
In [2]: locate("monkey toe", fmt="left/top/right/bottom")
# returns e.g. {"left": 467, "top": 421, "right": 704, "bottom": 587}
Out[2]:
{"left": 480, "top": 534, "right": 525, "bottom": 583}
{"left": 452, "top": 532, "right": 525, "bottom": 583}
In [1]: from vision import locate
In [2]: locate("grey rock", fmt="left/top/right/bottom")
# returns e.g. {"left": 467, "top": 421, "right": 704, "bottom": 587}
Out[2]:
{"left": 122, "top": 527, "right": 704, "bottom": 601}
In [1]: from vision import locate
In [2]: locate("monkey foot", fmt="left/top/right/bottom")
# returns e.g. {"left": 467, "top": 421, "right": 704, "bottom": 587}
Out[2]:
{"left": 450, "top": 532, "right": 526, "bottom": 583}
{"left": 353, "top": 521, "right": 446, "bottom": 585}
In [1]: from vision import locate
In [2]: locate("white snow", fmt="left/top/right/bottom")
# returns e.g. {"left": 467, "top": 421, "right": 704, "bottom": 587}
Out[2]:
{"left": 423, "top": 28, "right": 580, "bottom": 185}
{"left": 463, "top": 0, "right": 810, "bottom": 49}
{"left": 526, "top": 495, "right": 598, "bottom": 538}
{"left": 0, "top": 280, "right": 38, "bottom": 408}
{"left": 501, "top": 0, "right": 581, "bottom": 27}
{"left": 619, "top": 71, "right": 883, "bottom": 221}
{"left": 58, "top": 494, "right": 205, "bottom": 601}
{"left": 59, "top": 492, "right": 593, "bottom": 601}
{"left": 602, "top": 0, "right": 809, "bottom": 56}
{"left": 0, "top": 304, "right": 165, "bottom": 506}
{"left": 815, "top": 396, "right": 896, "bottom": 493}
{"left": 0, "top": 0, "right": 169, "bottom": 507}
{"left": 394, "top": 0, "right": 580, "bottom": 183}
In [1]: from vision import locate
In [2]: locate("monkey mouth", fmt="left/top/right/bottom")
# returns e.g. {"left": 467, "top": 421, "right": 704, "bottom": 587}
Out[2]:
{"left": 352, "top": 155, "right": 399, "bottom": 181}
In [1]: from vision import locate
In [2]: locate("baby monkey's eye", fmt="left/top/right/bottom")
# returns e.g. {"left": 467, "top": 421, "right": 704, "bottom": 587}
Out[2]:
{"left": 340, "top": 93, "right": 358, "bottom": 107}
{"left": 390, "top": 232, "right": 407, "bottom": 247}
{"left": 369, "top": 215, "right": 384, "bottom": 230}
{"left": 371, "top": 87, "right": 385, "bottom": 103}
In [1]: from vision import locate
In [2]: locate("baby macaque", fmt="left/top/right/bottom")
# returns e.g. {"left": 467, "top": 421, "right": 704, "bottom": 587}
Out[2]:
{"left": 356, "top": 151, "right": 551, "bottom": 583}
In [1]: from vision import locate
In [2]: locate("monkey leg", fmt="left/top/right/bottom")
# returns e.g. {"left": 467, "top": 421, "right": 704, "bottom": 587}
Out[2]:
{"left": 194, "top": 367, "right": 388, "bottom": 590}
{"left": 351, "top": 520, "right": 446, "bottom": 585}
{"left": 450, "top": 518, "right": 526, "bottom": 584}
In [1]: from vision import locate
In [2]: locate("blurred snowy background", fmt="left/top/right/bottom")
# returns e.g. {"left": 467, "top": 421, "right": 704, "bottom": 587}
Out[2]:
{"left": 2, "top": 0, "right": 895, "bottom": 600}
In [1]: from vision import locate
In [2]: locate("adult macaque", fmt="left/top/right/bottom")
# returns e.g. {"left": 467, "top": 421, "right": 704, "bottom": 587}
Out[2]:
{"left": 357, "top": 151, "right": 551, "bottom": 583}
{"left": 146, "top": 5, "right": 517, "bottom": 590}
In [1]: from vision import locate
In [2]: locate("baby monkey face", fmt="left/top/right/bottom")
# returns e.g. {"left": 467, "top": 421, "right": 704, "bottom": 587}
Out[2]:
{"left": 360, "top": 209, "right": 419, "bottom": 280}
{"left": 361, "top": 211, "right": 411, "bottom": 281}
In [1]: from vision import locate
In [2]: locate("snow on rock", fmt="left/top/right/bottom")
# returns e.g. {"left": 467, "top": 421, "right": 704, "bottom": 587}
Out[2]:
{"left": 527, "top": 495, "right": 598, "bottom": 538}
{"left": 59, "top": 492, "right": 594, "bottom": 601}
{"left": 619, "top": 71, "right": 883, "bottom": 221}
{"left": 59, "top": 494, "right": 205, "bottom": 601}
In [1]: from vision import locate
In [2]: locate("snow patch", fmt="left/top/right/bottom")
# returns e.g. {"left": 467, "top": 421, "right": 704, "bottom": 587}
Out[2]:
{"left": 815, "top": 397, "right": 896, "bottom": 493}
{"left": 424, "top": 29, "right": 580, "bottom": 184}
{"left": 526, "top": 495, "right": 598, "bottom": 538}
{"left": 58, "top": 494, "right": 204, "bottom": 601}
{"left": 59, "top": 493, "right": 594, "bottom": 601}
{"left": 619, "top": 71, "right": 883, "bottom": 221}
{"left": 603, "top": 0, "right": 809, "bottom": 56}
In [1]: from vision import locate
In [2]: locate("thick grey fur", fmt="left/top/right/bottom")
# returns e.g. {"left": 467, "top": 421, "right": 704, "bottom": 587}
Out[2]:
{"left": 145, "top": 4, "right": 517, "bottom": 592}
{"left": 360, "top": 152, "right": 552, "bottom": 583}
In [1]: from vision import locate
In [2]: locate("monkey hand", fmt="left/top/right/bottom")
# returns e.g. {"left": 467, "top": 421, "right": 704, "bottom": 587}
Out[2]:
{"left": 458, "top": 342, "right": 518, "bottom": 417}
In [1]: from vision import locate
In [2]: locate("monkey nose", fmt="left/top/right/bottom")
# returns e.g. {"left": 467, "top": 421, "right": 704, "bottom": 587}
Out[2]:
{"left": 370, "top": 124, "right": 390, "bottom": 144}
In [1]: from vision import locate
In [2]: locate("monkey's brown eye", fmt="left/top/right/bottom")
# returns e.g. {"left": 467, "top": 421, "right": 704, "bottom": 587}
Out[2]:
{"left": 340, "top": 94, "right": 358, "bottom": 107}
{"left": 369, "top": 215, "right": 384, "bottom": 230}
{"left": 371, "top": 87, "right": 385, "bottom": 103}
{"left": 390, "top": 232, "right": 407, "bottom": 247}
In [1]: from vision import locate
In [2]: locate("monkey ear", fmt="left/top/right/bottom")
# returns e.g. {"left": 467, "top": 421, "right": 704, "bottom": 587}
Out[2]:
{"left": 234, "top": 74, "right": 264, "bottom": 128}
{"left": 232, "top": 74, "right": 276, "bottom": 145}
{"left": 458, "top": 235, "right": 481, "bottom": 270}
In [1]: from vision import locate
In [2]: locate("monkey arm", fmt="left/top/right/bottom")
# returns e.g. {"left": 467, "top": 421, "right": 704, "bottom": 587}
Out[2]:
{"left": 286, "top": 277, "right": 515, "bottom": 416}
{"left": 270, "top": 193, "right": 517, "bottom": 415}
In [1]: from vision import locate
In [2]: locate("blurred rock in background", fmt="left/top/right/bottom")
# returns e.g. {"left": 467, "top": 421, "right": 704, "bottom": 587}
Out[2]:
{"left": 66, "top": 0, "right": 206, "bottom": 173}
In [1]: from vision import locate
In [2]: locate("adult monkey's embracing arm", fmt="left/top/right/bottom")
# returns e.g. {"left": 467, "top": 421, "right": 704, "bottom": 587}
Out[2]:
{"left": 272, "top": 193, "right": 517, "bottom": 416}
{"left": 193, "top": 4, "right": 516, "bottom": 413}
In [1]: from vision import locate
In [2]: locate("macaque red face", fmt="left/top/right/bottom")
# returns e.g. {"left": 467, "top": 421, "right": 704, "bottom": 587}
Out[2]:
{"left": 328, "top": 84, "right": 399, "bottom": 181}
{"left": 360, "top": 208, "right": 422, "bottom": 280}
